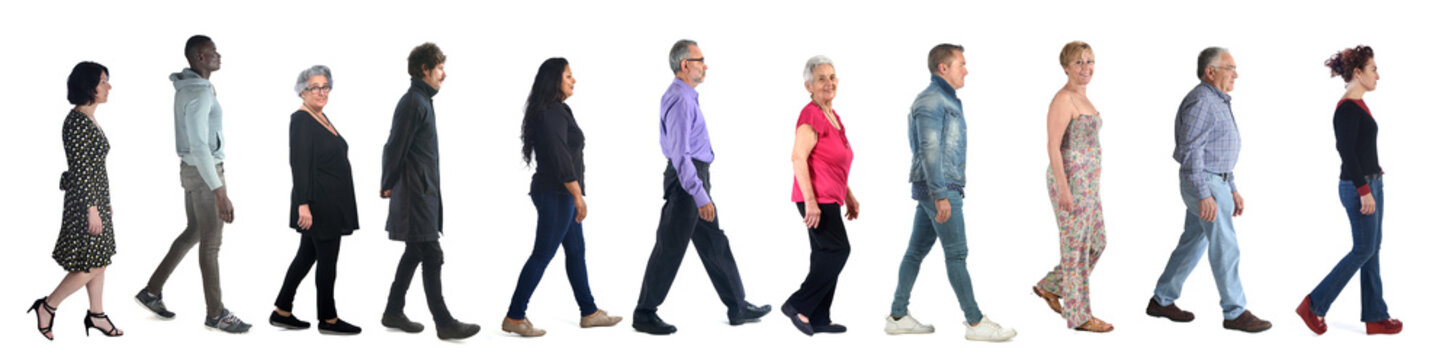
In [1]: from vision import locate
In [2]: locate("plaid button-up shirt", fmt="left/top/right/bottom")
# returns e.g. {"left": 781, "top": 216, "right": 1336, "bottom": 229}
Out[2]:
{"left": 1173, "top": 82, "right": 1241, "bottom": 199}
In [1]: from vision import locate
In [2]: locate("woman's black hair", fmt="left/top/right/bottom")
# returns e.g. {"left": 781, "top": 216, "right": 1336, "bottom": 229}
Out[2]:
{"left": 521, "top": 57, "right": 570, "bottom": 165}
{"left": 67, "top": 61, "right": 109, "bottom": 106}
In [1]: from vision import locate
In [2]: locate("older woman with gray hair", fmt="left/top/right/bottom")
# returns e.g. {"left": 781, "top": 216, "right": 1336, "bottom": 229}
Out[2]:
{"left": 268, "top": 65, "right": 361, "bottom": 335}
{"left": 783, "top": 55, "right": 856, "bottom": 336}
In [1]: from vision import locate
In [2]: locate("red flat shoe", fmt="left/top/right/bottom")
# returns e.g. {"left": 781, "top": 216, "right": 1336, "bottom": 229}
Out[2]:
{"left": 1366, "top": 319, "right": 1402, "bottom": 335}
{"left": 1295, "top": 295, "right": 1326, "bottom": 335}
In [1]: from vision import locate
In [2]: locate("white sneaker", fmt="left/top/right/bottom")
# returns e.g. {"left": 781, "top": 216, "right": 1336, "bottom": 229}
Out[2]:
{"left": 884, "top": 312, "right": 935, "bottom": 334}
{"left": 963, "top": 316, "right": 1016, "bottom": 342}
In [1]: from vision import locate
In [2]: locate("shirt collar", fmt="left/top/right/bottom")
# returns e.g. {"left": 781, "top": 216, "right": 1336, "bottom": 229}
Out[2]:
{"left": 930, "top": 75, "right": 957, "bottom": 98}
{"left": 411, "top": 77, "right": 439, "bottom": 98}
{"left": 1198, "top": 81, "right": 1231, "bottom": 103}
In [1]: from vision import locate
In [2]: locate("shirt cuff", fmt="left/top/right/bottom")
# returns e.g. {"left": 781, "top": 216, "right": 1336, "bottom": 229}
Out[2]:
{"left": 1357, "top": 184, "right": 1371, "bottom": 196}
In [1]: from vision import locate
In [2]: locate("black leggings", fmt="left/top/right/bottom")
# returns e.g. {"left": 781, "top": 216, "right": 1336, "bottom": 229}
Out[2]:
{"left": 274, "top": 233, "right": 341, "bottom": 321}
{"left": 785, "top": 202, "right": 851, "bottom": 324}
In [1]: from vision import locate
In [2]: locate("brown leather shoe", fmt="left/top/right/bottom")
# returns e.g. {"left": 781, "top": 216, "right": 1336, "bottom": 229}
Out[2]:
{"left": 1223, "top": 310, "right": 1272, "bottom": 333}
{"left": 1032, "top": 286, "right": 1063, "bottom": 315}
{"left": 1146, "top": 298, "right": 1194, "bottom": 322}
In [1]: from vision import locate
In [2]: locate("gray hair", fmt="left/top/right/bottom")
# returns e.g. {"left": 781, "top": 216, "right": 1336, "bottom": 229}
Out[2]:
{"left": 802, "top": 55, "right": 834, "bottom": 83}
{"left": 1197, "top": 47, "right": 1228, "bottom": 79}
{"left": 669, "top": 39, "right": 698, "bottom": 73}
{"left": 294, "top": 65, "right": 333, "bottom": 95}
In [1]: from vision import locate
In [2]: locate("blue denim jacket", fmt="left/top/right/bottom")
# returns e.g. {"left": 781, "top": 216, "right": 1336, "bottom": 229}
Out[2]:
{"left": 908, "top": 75, "right": 966, "bottom": 201}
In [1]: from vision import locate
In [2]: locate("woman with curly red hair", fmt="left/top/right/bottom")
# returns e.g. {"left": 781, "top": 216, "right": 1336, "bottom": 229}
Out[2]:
{"left": 1295, "top": 45, "right": 1402, "bottom": 336}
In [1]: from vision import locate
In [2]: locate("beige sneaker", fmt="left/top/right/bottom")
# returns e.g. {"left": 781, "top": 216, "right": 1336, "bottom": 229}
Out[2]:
{"left": 502, "top": 317, "right": 546, "bottom": 337}
{"left": 581, "top": 309, "right": 623, "bottom": 328}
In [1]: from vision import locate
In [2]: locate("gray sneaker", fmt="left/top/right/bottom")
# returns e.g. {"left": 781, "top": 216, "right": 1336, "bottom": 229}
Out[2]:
{"left": 204, "top": 309, "right": 251, "bottom": 333}
{"left": 134, "top": 289, "right": 175, "bottom": 318}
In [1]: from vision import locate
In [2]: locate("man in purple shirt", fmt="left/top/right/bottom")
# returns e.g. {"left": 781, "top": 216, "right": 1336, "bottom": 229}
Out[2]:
{"left": 632, "top": 39, "right": 771, "bottom": 335}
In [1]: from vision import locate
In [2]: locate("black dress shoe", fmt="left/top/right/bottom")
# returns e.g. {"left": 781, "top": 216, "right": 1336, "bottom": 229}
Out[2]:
{"left": 781, "top": 302, "right": 813, "bottom": 336}
{"left": 436, "top": 319, "right": 481, "bottom": 340}
{"left": 728, "top": 302, "right": 771, "bottom": 326}
{"left": 812, "top": 323, "right": 847, "bottom": 333}
{"left": 319, "top": 319, "right": 362, "bottom": 335}
{"left": 632, "top": 312, "right": 677, "bottom": 335}
{"left": 269, "top": 311, "right": 310, "bottom": 330}
{"left": 381, "top": 312, "right": 424, "bottom": 333}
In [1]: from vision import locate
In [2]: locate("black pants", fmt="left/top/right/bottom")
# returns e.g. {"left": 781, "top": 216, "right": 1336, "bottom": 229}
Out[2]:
{"left": 274, "top": 233, "right": 341, "bottom": 320}
{"left": 384, "top": 241, "right": 453, "bottom": 323}
{"left": 786, "top": 203, "right": 851, "bottom": 324}
{"left": 635, "top": 160, "right": 748, "bottom": 316}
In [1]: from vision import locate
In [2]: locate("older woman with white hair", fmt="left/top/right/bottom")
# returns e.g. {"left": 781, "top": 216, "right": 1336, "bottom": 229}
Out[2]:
{"left": 268, "top": 65, "right": 361, "bottom": 335}
{"left": 782, "top": 55, "right": 857, "bottom": 336}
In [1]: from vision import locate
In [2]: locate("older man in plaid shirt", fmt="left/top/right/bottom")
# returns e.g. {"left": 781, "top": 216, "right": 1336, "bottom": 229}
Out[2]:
{"left": 1145, "top": 47, "right": 1272, "bottom": 333}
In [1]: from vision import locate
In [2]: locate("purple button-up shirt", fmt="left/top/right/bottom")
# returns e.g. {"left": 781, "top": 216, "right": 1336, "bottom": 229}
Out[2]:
{"left": 660, "top": 78, "right": 714, "bottom": 207}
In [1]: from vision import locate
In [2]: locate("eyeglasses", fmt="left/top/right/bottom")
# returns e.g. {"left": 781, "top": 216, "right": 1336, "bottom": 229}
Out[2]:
{"left": 304, "top": 85, "right": 332, "bottom": 93}
{"left": 685, "top": 58, "right": 705, "bottom": 63}
{"left": 1214, "top": 65, "right": 1237, "bottom": 72}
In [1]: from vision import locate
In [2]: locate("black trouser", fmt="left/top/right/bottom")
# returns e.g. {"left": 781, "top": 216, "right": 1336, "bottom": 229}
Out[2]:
{"left": 274, "top": 233, "right": 341, "bottom": 320}
{"left": 384, "top": 241, "right": 453, "bottom": 323}
{"left": 635, "top": 160, "right": 748, "bottom": 316}
{"left": 786, "top": 202, "right": 851, "bottom": 324}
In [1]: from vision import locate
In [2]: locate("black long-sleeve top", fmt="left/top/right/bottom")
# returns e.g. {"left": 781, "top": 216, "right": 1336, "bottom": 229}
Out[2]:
{"left": 290, "top": 110, "right": 359, "bottom": 236}
{"left": 1333, "top": 99, "right": 1381, "bottom": 196}
{"left": 530, "top": 103, "right": 586, "bottom": 196}
{"left": 380, "top": 78, "right": 443, "bottom": 241}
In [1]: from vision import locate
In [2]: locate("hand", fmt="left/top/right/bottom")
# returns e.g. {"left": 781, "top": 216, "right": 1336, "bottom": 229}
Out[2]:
{"left": 1232, "top": 191, "right": 1245, "bottom": 217}
{"left": 1055, "top": 184, "right": 1074, "bottom": 211}
{"left": 381, "top": 189, "right": 392, "bottom": 198}
{"left": 213, "top": 186, "right": 235, "bottom": 224}
{"left": 698, "top": 202, "right": 716, "bottom": 222}
{"left": 1360, "top": 193, "right": 1376, "bottom": 215}
{"left": 845, "top": 196, "right": 860, "bottom": 221}
{"left": 574, "top": 196, "right": 588, "bottom": 223}
{"left": 86, "top": 206, "right": 103, "bottom": 235}
{"left": 934, "top": 198, "right": 951, "bottom": 224}
{"left": 297, "top": 204, "right": 313, "bottom": 230}
{"left": 802, "top": 202, "right": 822, "bottom": 229}
{"left": 1197, "top": 197, "right": 1217, "bottom": 222}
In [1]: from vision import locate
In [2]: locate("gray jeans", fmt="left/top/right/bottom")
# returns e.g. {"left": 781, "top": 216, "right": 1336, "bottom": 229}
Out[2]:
{"left": 145, "top": 162, "right": 226, "bottom": 318}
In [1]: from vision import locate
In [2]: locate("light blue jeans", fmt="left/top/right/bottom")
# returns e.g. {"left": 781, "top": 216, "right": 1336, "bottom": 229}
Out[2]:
{"left": 1153, "top": 173, "right": 1247, "bottom": 320}
{"left": 889, "top": 192, "right": 983, "bottom": 324}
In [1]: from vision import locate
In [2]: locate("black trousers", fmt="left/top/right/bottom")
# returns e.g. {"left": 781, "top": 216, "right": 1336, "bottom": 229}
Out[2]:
{"left": 786, "top": 203, "right": 851, "bottom": 324}
{"left": 274, "top": 233, "right": 341, "bottom": 320}
{"left": 635, "top": 160, "right": 748, "bottom": 316}
{"left": 384, "top": 241, "right": 453, "bottom": 323}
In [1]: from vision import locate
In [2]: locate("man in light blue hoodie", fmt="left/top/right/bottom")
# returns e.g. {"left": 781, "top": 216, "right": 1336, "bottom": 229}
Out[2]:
{"left": 135, "top": 35, "right": 251, "bottom": 333}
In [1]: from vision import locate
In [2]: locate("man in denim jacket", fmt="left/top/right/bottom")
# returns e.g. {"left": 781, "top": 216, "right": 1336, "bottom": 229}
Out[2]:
{"left": 883, "top": 44, "right": 1016, "bottom": 342}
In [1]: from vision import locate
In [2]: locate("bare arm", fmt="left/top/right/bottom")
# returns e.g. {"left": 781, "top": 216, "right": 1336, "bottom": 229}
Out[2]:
{"left": 791, "top": 124, "right": 820, "bottom": 228}
{"left": 1046, "top": 93, "right": 1074, "bottom": 211}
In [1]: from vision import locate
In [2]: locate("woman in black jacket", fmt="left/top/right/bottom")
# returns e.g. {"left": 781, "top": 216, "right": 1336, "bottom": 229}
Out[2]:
{"left": 269, "top": 65, "right": 361, "bottom": 335}
{"left": 501, "top": 58, "right": 620, "bottom": 337}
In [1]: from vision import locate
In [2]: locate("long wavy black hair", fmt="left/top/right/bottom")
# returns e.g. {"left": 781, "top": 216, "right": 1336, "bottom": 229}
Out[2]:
{"left": 521, "top": 57, "right": 570, "bottom": 166}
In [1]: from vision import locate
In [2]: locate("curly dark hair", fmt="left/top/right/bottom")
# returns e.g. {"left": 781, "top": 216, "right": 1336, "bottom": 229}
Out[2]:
{"left": 1325, "top": 45, "right": 1374, "bottom": 83}
{"left": 407, "top": 42, "right": 446, "bottom": 78}
{"left": 67, "top": 61, "right": 109, "bottom": 106}
{"left": 521, "top": 58, "right": 570, "bottom": 166}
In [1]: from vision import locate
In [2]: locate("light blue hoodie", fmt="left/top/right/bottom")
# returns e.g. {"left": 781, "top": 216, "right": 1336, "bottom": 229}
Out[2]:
{"left": 171, "top": 68, "right": 225, "bottom": 190}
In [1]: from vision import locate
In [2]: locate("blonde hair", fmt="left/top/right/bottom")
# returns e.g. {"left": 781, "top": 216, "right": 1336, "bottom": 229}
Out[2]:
{"left": 1059, "top": 41, "right": 1093, "bottom": 68}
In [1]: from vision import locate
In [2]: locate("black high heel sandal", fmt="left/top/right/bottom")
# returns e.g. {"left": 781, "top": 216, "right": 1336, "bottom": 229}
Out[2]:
{"left": 27, "top": 297, "right": 56, "bottom": 341}
{"left": 84, "top": 311, "right": 123, "bottom": 337}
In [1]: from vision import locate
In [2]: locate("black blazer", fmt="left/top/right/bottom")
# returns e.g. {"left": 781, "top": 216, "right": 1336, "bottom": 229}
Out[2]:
{"left": 290, "top": 110, "right": 359, "bottom": 236}
{"left": 380, "top": 78, "right": 443, "bottom": 241}
{"left": 530, "top": 103, "right": 586, "bottom": 195}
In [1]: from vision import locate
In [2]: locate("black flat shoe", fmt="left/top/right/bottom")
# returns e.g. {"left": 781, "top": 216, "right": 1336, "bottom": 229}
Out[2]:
{"left": 269, "top": 311, "right": 310, "bottom": 330}
{"left": 381, "top": 312, "right": 424, "bottom": 333}
{"left": 319, "top": 319, "right": 362, "bottom": 335}
{"left": 84, "top": 311, "right": 123, "bottom": 337}
{"left": 632, "top": 312, "right": 677, "bottom": 335}
{"left": 812, "top": 323, "right": 847, "bottom": 333}
{"left": 728, "top": 302, "right": 771, "bottom": 325}
{"left": 28, "top": 297, "right": 56, "bottom": 341}
{"left": 781, "top": 302, "right": 813, "bottom": 336}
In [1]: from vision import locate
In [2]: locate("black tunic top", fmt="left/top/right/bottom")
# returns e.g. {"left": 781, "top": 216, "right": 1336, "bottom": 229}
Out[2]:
{"left": 381, "top": 78, "right": 443, "bottom": 241}
{"left": 290, "top": 110, "right": 359, "bottom": 236}
{"left": 1333, "top": 99, "right": 1381, "bottom": 194}
{"left": 530, "top": 103, "right": 586, "bottom": 196}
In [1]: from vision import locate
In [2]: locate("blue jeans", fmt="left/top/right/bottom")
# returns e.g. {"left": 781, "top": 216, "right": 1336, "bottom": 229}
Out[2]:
{"left": 889, "top": 192, "right": 983, "bottom": 324}
{"left": 1153, "top": 173, "right": 1247, "bottom": 320}
{"left": 506, "top": 190, "right": 598, "bottom": 319}
{"left": 1308, "top": 178, "right": 1388, "bottom": 322}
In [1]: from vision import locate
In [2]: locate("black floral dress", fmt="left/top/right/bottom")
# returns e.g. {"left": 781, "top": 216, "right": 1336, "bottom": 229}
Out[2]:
{"left": 53, "top": 109, "right": 115, "bottom": 272}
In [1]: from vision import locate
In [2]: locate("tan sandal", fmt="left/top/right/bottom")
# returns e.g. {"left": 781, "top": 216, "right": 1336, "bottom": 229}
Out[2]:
{"left": 1074, "top": 317, "right": 1114, "bottom": 333}
{"left": 1031, "top": 286, "right": 1063, "bottom": 315}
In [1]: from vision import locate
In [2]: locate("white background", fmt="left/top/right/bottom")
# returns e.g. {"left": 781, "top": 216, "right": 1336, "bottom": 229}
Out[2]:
{"left": 2, "top": 0, "right": 1444, "bottom": 358}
